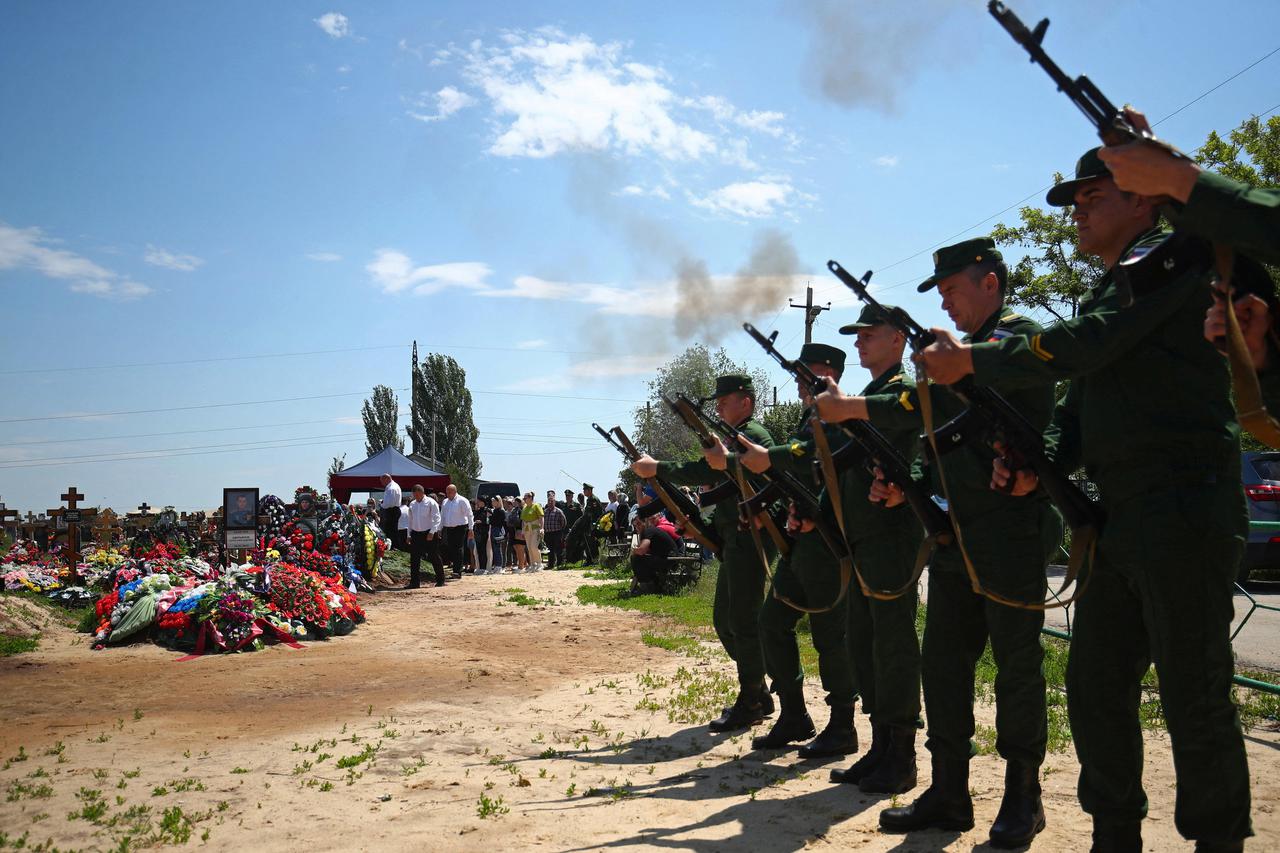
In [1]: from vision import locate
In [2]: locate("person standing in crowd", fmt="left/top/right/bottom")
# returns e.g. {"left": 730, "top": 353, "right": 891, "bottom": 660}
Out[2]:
{"left": 520, "top": 491, "right": 544, "bottom": 571}
{"left": 562, "top": 490, "right": 583, "bottom": 563}
{"left": 379, "top": 474, "right": 402, "bottom": 550}
{"left": 473, "top": 497, "right": 491, "bottom": 575}
{"left": 488, "top": 496, "right": 506, "bottom": 574}
{"left": 510, "top": 496, "right": 528, "bottom": 572}
{"left": 543, "top": 491, "right": 568, "bottom": 570}
{"left": 581, "top": 485, "right": 603, "bottom": 564}
{"left": 439, "top": 485, "right": 474, "bottom": 579}
{"left": 397, "top": 496, "right": 410, "bottom": 553}
{"left": 405, "top": 484, "right": 444, "bottom": 588}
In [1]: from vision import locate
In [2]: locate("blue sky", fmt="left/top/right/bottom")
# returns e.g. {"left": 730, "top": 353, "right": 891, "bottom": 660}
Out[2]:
{"left": 2, "top": 0, "right": 1278, "bottom": 514}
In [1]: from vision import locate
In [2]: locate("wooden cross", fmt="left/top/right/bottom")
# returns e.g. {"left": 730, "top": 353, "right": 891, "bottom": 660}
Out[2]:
{"left": 137, "top": 502, "right": 151, "bottom": 515}
{"left": 0, "top": 501, "right": 18, "bottom": 540}
{"left": 92, "top": 508, "right": 123, "bottom": 547}
{"left": 52, "top": 486, "right": 86, "bottom": 572}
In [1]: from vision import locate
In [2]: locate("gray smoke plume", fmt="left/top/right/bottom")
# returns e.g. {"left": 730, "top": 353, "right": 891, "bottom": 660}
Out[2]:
{"left": 674, "top": 228, "right": 800, "bottom": 343}
{"left": 796, "top": 0, "right": 958, "bottom": 113}
{"left": 565, "top": 156, "right": 803, "bottom": 349}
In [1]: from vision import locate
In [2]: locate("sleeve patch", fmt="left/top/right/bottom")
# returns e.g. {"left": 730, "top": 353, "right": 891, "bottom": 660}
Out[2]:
{"left": 987, "top": 329, "right": 1015, "bottom": 342}
{"left": 898, "top": 391, "right": 915, "bottom": 412}
{"left": 1030, "top": 334, "right": 1054, "bottom": 361}
{"left": 789, "top": 441, "right": 806, "bottom": 458}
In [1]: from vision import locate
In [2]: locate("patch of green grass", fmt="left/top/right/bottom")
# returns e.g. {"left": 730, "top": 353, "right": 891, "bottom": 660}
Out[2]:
{"left": 0, "top": 635, "right": 38, "bottom": 656}
{"left": 640, "top": 631, "right": 701, "bottom": 655}
{"left": 476, "top": 793, "right": 509, "bottom": 819}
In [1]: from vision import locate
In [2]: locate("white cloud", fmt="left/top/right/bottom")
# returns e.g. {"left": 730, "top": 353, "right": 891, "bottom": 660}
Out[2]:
{"left": 408, "top": 86, "right": 476, "bottom": 122}
{"left": 454, "top": 30, "right": 716, "bottom": 161}
{"left": 314, "top": 12, "right": 349, "bottom": 39}
{"left": 366, "top": 250, "right": 492, "bottom": 295}
{"left": 306, "top": 251, "right": 343, "bottom": 262}
{"left": 616, "top": 183, "right": 671, "bottom": 200}
{"left": 337, "top": 64, "right": 351, "bottom": 74}
{"left": 873, "top": 154, "right": 900, "bottom": 168}
{"left": 477, "top": 274, "right": 673, "bottom": 318}
{"left": 502, "top": 354, "right": 670, "bottom": 391}
{"left": 690, "top": 178, "right": 798, "bottom": 219}
{"left": 143, "top": 244, "right": 203, "bottom": 271}
{"left": 0, "top": 222, "right": 152, "bottom": 300}
{"left": 515, "top": 339, "right": 547, "bottom": 350}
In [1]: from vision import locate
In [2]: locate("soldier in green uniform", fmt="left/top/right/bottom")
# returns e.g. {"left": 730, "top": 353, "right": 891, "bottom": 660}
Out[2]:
{"left": 631, "top": 375, "right": 776, "bottom": 731}
{"left": 818, "top": 240, "right": 1062, "bottom": 848}
{"left": 1096, "top": 108, "right": 1280, "bottom": 417}
{"left": 713, "top": 344, "right": 858, "bottom": 757}
{"left": 920, "top": 151, "right": 1252, "bottom": 853}
{"left": 738, "top": 320, "right": 925, "bottom": 790}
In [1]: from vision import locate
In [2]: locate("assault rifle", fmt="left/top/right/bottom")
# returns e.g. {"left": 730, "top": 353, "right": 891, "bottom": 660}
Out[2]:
{"left": 825, "top": 261, "right": 1102, "bottom": 535}
{"left": 591, "top": 422, "right": 722, "bottom": 555}
{"left": 742, "top": 323, "right": 954, "bottom": 544}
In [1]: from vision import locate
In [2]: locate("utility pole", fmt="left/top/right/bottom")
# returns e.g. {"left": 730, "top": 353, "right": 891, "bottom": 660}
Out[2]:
{"left": 789, "top": 283, "right": 830, "bottom": 344}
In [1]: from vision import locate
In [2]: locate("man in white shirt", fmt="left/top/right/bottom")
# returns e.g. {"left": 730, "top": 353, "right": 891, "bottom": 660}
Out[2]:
{"left": 405, "top": 484, "right": 445, "bottom": 588}
{"left": 380, "top": 474, "right": 403, "bottom": 551}
{"left": 439, "top": 484, "right": 474, "bottom": 578}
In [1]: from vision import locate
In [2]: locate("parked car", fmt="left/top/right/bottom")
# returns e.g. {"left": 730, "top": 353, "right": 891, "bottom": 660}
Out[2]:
{"left": 1240, "top": 451, "right": 1280, "bottom": 584}
{"left": 474, "top": 481, "right": 521, "bottom": 503}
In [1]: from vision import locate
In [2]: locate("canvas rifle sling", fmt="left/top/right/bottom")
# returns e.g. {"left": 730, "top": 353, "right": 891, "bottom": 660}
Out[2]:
{"left": 915, "top": 368, "right": 1093, "bottom": 611}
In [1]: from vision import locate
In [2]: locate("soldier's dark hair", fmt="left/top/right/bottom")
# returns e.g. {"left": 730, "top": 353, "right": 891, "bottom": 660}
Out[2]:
{"left": 968, "top": 257, "right": 1009, "bottom": 296}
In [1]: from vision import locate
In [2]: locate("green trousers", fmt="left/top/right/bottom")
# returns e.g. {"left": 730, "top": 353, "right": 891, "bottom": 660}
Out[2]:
{"left": 713, "top": 534, "right": 772, "bottom": 687}
{"left": 1070, "top": 474, "right": 1251, "bottom": 841}
{"left": 847, "top": 525, "right": 922, "bottom": 727}
{"left": 922, "top": 500, "right": 1060, "bottom": 767}
{"left": 758, "top": 529, "right": 853, "bottom": 702}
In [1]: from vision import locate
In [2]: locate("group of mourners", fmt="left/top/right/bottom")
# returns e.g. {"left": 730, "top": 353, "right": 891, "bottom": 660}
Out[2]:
{"left": 628, "top": 113, "right": 1275, "bottom": 852}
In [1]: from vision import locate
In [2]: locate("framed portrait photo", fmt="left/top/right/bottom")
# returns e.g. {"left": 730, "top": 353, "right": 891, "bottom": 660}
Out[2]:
{"left": 223, "top": 487, "right": 259, "bottom": 531}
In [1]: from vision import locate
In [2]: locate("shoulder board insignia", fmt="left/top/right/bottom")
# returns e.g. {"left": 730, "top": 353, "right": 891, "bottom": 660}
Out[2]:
{"left": 890, "top": 374, "right": 904, "bottom": 383}
{"left": 898, "top": 390, "right": 915, "bottom": 412}
{"left": 1000, "top": 312, "right": 1021, "bottom": 322}
{"left": 1030, "top": 334, "right": 1054, "bottom": 362}
{"left": 987, "top": 329, "right": 1015, "bottom": 342}
{"left": 789, "top": 441, "right": 807, "bottom": 458}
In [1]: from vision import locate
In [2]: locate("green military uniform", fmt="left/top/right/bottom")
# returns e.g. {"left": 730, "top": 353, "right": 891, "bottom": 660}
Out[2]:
{"left": 967, "top": 152, "right": 1251, "bottom": 845}
{"left": 875, "top": 241, "right": 1061, "bottom": 846}
{"left": 656, "top": 376, "right": 775, "bottom": 705}
{"left": 763, "top": 311, "right": 926, "bottom": 789}
{"left": 1170, "top": 169, "right": 1280, "bottom": 419}
{"left": 750, "top": 342, "right": 859, "bottom": 754}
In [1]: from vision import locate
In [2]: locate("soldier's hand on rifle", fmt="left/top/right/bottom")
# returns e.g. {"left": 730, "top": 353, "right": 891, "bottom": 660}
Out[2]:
{"left": 735, "top": 437, "right": 771, "bottom": 474}
{"left": 1095, "top": 107, "right": 1200, "bottom": 203}
{"left": 702, "top": 437, "right": 729, "bottom": 471}
{"left": 631, "top": 455, "right": 659, "bottom": 479}
{"left": 786, "top": 502, "right": 815, "bottom": 534}
{"left": 1206, "top": 291, "right": 1271, "bottom": 369}
{"left": 916, "top": 329, "right": 974, "bottom": 385}
{"left": 814, "top": 377, "right": 851, "bottom": 421}
{"left": 991, "top": 442, "right": 1039, "bottom": 496}
{"left": 868, "top": 466, "right": 905, "bottom": 508}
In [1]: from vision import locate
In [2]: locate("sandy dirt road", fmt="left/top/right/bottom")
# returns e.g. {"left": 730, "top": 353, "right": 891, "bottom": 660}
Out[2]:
{"left": 1, "top": 569, "right": 1277, "bottom": 851}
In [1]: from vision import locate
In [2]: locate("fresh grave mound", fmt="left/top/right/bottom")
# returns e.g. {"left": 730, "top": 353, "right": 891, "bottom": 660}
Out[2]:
{"left": 1, "top": 488, "right": 394, "bottom": 657}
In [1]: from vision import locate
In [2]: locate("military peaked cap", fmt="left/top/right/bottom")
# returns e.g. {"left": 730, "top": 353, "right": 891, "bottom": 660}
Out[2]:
{"left": 918, "top": 237, "right": 1003, "bottom": 292}
{"left": 1046, "top": 146, "right": 1112, "bottom": 207}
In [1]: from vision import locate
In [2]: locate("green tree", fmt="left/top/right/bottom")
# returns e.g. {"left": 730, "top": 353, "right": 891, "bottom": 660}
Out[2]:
{"left": 617, "top": 345, "right": 768, "bottom": 489}
{"left": 759, "top": 399, "right": 805, "bottom": 447}
{"left": 361, "top": 385, "right": 404, "bottom": 456}
{"left": 408, "top": 344, "right": 481, "bottom": 485}
{"left": 1196, "top": 114, "right": 1280, "bottom": 189}
{"left": 327, "top": 453, "right": 346, "bottom": 478}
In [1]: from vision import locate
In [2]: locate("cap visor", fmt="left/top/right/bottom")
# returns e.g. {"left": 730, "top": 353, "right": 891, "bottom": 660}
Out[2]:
{"left": 916, "top": 276, "right": 938, "bottom": 294}
{"left": 1046, "top": 178, "right": 1090, "bottom": 207}
{"left": 838, "top": 322, "right": 870, "bottom": 335}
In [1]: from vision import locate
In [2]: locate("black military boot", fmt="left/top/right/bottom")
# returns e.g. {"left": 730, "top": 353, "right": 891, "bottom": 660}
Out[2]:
{"left": 1090, "top": 819, "right": 1142, "bottom": 853}
{"left": 879, "top": 755, "right": 974, "bottom": 832}
{"left": 989, "top": 761, "right": 1046, "bottom": 848}
{"left": 751, "top": 689, "right": 815, "bottom": 749}
{"left": 708, "top": 681, "right": 769, "bottom": 733}
{"left": 831, "top": 722, "right": 887, "bottom": 784}
{"left": 859, "top": 724, "right": 918, "bottom": 794}
{"left": 1194, "top": 841, "right": 1244, "bottom": 853}
{"left": 798, "top": 701, "right": 857, "bottom": 758}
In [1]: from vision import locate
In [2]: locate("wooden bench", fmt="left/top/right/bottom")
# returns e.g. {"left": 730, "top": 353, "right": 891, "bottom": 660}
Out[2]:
{"left": 659, "top": 555, "right": 702, "bottom": 594}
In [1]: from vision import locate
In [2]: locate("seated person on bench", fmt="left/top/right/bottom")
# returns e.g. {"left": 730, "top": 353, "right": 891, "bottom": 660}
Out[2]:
{"left": 629, "top": 511, "right": 680, "bottom": 595}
